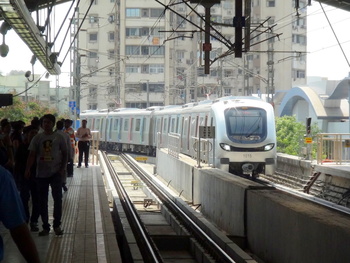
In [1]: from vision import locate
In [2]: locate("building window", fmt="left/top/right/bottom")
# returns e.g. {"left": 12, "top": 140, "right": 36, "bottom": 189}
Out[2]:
{"left": 126, "top": 28, "right": 140, "bottom": 37}
{"left": 126, "top": 65, "right": 140, "bottom": 73}
{"left": 224, "top": 70, "right": 233, "bottom": 77}
{"left": 89, "top": 33, "right": 98, "bottom": 42}
{"left": 108, "top": 50, "right": 115, "bottom": 59}
{"left": 141, "top": 27, "right": 149, "bottom": 36}
{"left": 176, "top": 51, "right": 185, "bottom": 60}
{"left": 150, "top": 8, "right": 164, "bottom": 18}
{"left": 266, "top": 0, "right": 275, "bottom": 7}
{"left": 126, "top": 8, "right": 140, "bottom": 17}
{"left": 88, "top": 51, "right": 98, "bottom": 58}
{"left": 126, "top": 46, "right": 140, "bottom": 55}
{"left": 108, "top": 31, "right": 115, "bottom": 41}
{"left": 224, "top": 88, "right": 231, "bottom": 95}
{"left": 296, "top": 70, "right": 305, "bottom": 78}
{"left": 141, "top": 9, "right": 149, "bottom": 17}
{"left": 150, "top": 46, "right": 165, "bottom": 56}
{"left": 88, "top": 104, "right": 97, "bottom": 110}
{"left": 292, "top": 34, "right": 306, "bottom": 45}
{"left": 150, "top": 27, "right": 164, "bottom": 38}
{"left": 141, "top": 65, "right": 149, "bottom": 74}
{"left": 89, "top": 86, "right": 97, "bottom": 96}
{"left": 149, "top": 64, "right": 164, "bottom": 74}
{"left": 89, "top": 15, "right": 99, "bottom": 23}
{"left": 141, "top": 46, "right": 149, "bottom": 55}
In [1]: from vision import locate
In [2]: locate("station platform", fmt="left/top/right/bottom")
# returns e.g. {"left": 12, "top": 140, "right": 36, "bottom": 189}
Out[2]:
{"left": 0, "top": 164, "right": 122, "bottom": 263}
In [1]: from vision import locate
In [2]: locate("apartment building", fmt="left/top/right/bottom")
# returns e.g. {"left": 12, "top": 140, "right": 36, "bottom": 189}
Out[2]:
{"left": 75, "top": 0, "right": 307, "bottom": 111}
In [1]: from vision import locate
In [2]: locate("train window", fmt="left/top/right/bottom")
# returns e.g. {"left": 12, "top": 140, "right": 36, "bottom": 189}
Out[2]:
{"left": 176, "top": 116, "right": 179, "bottom": 133}
{"left": 95, "top": 119, "right": 100, "bottom": 131}
{"left": 113, "top": 119, "right": 119, "bottom": 130}
{"left": 163, "top": 118, "right": 168, "bottom": 133}
{"left": 191, "top": 116, "right": 197, "bottom": 137}
{"left": 135, "top": 118, "right": 141, "bottom": 131}
{"left": 156, "top": 118, "right": 161, "bottom": 133}
{"left": 225, "top": 107, "right": 267, "bottom": 143}
{"left": 124, "top": 119, "right": 129, "bottom": 131}
{"left": 100, "top": 119, "right": 104, "bottom": 139}
{"left": 170, "top": 118, "right": 175, "bottom": 133}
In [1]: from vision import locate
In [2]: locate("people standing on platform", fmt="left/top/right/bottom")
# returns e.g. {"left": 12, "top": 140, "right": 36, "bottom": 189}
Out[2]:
{"left": 14, "top": 125, "right": 40, "bottom": 232}
{"left": 55, "top": 120, "right": 71, "bottom": 192}
{"left": 0, "top": 165, "right": 41, "bottom": 263}
{"left": 10, "top": 120, "right": 25, "bottom": 156}
{"left": 0, "top": 119, "right": 14, "bottom": 174}
{"left": 25, "top": 114, "right": 68, "bottom": 236}
{"left": 75, "top": 119, "right": 92, "bottom": 168}
{"left": 64, "top": 119, "right": 76, "bottom": 177}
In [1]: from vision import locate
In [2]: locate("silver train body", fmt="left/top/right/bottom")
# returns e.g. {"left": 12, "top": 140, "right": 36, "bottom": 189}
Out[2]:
{"left": 81, "top": 96, "right": 276, "bottom": 176}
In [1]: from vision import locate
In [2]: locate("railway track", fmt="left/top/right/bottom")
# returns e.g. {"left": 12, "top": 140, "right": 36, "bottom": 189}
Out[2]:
{"left": 100, "top": 151, "right": 247, "bottom": 263}
{"left": 259, "top": 172, "right": 350, "bottom": 215}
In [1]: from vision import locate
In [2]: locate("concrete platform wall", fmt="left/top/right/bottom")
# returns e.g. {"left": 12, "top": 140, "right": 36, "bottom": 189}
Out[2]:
{"left": 156, "top": 149, "right": 350, "bottom": 263}
{"left": 156, "top": 149, "right": 193, "bottom": 201}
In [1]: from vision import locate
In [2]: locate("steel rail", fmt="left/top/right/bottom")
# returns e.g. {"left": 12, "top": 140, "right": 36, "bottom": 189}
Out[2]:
{"left": 119, "top": 153, "right": 236, "bottom": 263}
{"left": 101, "top": 151, "right": 162, "bottom": 263}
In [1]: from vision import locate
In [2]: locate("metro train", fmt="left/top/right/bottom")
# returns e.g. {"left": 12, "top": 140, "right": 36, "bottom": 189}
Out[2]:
{"left": 80, "top": 96, "right": 277, "bottom": 177}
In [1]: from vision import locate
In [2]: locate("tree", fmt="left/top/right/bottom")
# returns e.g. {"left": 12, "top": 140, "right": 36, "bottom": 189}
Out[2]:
{"left": 275, "top": 115, "right": 320, "bottom": 157}
{"left": 0, "top": 94, "right": 68, "bottom": 125}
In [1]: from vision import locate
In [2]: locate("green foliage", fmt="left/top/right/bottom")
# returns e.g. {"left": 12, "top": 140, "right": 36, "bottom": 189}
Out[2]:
{"left": 0, "top": 94, "right": 68, "bottom": 125}
{"left": 275, "top": 115, "right": 321, "bottom": 157}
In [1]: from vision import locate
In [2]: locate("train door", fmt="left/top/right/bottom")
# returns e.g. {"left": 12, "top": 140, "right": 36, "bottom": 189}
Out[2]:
{"left": 140, "top": 117, "right": 146, "bottom": 143}
{"left": 118, "top": 118, "right": 122, "bottom": 142}
{"left": 110, "top": 118, "right": 116, "bottom": 142}
{"left": 123, "top": 118, "right": 129, "bottom": 143}
{"left": 170, "top": 116, "right": 175, "bottom": 133}
{"left": 180, "top": 116, "right": 185, "bottom": 150}
{"left": 129, "top": 117, "right": 134, "bottom": 142}
{"left": 163, "top": 117, "right": 168, "bottom": 146}
{"left": 100, "top": 118, "right": 105, "bottom": 141}
{"left": 106, "top": 117, "right": 111, "bottom": 142}
{"left": 95, "top": 118, "right": 101, "bottom": 135}
{"left": 135, "top": 117, "right": 141, "bottom": 143}
{"left": 189, "top": 115, "right": 198, "bottom": 157}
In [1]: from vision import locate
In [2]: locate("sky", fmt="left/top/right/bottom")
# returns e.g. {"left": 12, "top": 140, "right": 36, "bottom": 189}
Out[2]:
{"left": 0, "top": 2, "right": 350, "bottom": 85}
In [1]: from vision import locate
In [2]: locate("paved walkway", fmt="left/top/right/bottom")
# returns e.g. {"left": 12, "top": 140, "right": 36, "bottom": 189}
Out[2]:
{"left": 1, "top": 164, "right": 122, "bottom": 263}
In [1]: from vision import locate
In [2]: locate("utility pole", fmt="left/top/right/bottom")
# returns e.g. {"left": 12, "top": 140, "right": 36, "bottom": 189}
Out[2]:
{"left": 190, "top": 0, "right": 220, "bottom": 74}
{"left": 267, "top": 28, "right": 275, "bottom": 103}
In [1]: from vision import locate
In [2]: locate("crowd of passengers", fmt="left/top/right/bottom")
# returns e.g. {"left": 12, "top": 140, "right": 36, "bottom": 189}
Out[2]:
{"left": 0, "top": 114, "right": 93, "bottom": 262}
{"left": 0, "top": 116, "right": 78, "bottom": 235}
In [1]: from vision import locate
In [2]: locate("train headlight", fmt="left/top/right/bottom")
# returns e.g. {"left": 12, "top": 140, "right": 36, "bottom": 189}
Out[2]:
{"left": 264, "top": 143, "right": 275, "bottom": 151}
{"left": 220, "top": 143, "right": 232, "bottom": 151}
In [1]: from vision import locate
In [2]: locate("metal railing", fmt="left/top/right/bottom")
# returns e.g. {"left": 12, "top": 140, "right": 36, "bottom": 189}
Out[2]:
{"left": 192, "top": 137, "right": 212, "bottom": 166}
{"left": 316, "top": 133, "right": 350, "bottom": 164}
{"left": 90, "top": 131, "right": 100, "bottom": 165}
{"left": 168, "top": 133, "right": 181, "bottom": 159}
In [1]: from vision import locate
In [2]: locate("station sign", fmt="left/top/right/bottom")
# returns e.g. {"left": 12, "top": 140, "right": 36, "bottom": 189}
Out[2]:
{"left": 199, "top": 126, "right": 215, "bottom": 139}
{"left": 304, "top": 137, "right": 312, "bottom": 144}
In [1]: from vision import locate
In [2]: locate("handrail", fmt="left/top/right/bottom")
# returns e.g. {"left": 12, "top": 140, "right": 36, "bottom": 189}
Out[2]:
{"left": 316, "top": 133, "right": 350, "bottom": 164}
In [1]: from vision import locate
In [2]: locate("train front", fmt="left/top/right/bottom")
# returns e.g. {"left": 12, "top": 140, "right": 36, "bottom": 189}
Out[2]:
{"left": 213, "top": 99, "right": 276, "bottom": 177}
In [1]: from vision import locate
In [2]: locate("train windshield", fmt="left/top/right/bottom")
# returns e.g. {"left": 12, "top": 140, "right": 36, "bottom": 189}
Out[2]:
{"left": 225, "top": 107, "right": 267, "bottom": 143}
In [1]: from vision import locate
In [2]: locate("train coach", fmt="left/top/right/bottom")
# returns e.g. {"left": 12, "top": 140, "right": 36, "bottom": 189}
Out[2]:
{"left": 80, "top": 96, "right": 277, "bottom": 177}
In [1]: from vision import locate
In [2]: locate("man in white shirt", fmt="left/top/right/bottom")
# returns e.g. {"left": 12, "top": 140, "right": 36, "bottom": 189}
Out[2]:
{"left": 75, "top": 119, "right": 92, "bottom": 168}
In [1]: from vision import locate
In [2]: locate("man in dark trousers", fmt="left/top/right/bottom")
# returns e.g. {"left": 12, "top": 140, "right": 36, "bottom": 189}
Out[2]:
{"left": 75, "top": 119, "right": 92, "bottom": 168}
{"left": 25, "top": 114, "right": 68, "bottom": 236}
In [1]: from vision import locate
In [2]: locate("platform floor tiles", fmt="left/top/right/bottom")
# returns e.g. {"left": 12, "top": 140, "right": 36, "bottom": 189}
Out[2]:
{"left": 0, "top": 165, "right": 122, "bottom": 263}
